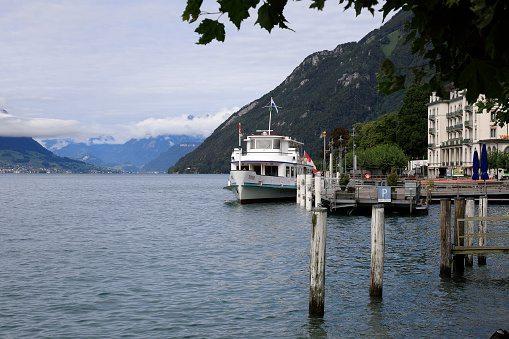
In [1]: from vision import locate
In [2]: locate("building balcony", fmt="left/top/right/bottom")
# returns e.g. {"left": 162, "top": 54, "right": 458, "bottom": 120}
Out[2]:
{"left": 428, "top": 114, "right": 435, "bottom": 120}
{"left": 464, "top": 120, "right": 472, "bottom": 128}
{"left": 464, "top": 105, "right": 472, "bottom": 112}
{"left": 429, "top": 128, "right": 436, "bottom": 134}
{"left": 463, "top": 138, "right": 472, "bottom": 144}
{"left": 428, "top": 143, "right": 435, "bottom": 148}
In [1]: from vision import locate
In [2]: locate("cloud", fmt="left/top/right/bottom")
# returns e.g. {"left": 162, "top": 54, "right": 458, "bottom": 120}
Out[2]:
{"left": 115, "top": 106, "right": 238, "bottom": 143}
{"left": 0, "top": 106, "right": 238, "bottom": 143}
{"left": 0, "top": 111, "right": 101, "bottom": 138}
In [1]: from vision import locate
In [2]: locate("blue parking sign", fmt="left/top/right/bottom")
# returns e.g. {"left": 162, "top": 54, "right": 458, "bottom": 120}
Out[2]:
{"left": 378, "top": 186, "right": 391, "bottom": 202}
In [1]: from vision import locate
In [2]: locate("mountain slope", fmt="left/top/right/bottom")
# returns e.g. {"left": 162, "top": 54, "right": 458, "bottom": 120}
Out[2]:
{"left": 141, "top": 142, "right": 201, "bottom": 172}
{"left": 171, "top": 11, "right": 417, "bottom": 174}
{"left": 0, "top": 137, "right": 117, "bottom": 173}
{"left": 48, "top": 135, "right": 205, "bottom": 168}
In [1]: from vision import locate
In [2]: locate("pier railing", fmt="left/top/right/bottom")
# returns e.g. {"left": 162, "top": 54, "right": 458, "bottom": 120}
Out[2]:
{"left": 426, "top": 180, "right": 509, "bottom": 201}
{"left": 454, "top": 215, "right": 509, "bottom": 254}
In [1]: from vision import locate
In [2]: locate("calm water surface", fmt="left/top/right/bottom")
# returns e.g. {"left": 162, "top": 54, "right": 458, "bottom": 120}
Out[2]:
{"left": 1, "top": 174, "right": 508, "bottom": 338}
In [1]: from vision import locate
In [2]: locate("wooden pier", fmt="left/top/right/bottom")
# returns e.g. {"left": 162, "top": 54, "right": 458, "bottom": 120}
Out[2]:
{"left": 315, "top": 178, "right": 427, "bottom": 214}
{"left": 426, "top": 180, "right": 509, "bottom": 203}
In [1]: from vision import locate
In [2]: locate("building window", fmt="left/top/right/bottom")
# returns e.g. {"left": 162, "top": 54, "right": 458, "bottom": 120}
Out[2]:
{"left": 491, "top": 128, "right": 496, "bottom": 138}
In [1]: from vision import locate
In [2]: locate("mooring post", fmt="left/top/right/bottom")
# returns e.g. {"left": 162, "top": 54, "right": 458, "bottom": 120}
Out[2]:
{"left": 369, "top": 204, "right": 385, "bottom": 297}
{"left": 309, "top": 207, "right": 327, "bottom": 316}
{"left": 440, "top": 198, "right": 452, "bottom": 278}
{"left": 300, "top": 174, "right": 306, "bottom": 207}
{"left": 465, "top": 197, "right": 475, "bottom": 266}
{"left": 478, "top": 196, "right": 488, "bottom": 265}
{"left": 314, "top": 173, "right": 321, "bottom": 207}
{"left": 306, "top": 173, "right": 313, "bottom": 211}
{"left": 453, "top": 197, "right": 465, "bottom": 273}
{"left": 297, "top": 172, "right": 301, "bottom": 205}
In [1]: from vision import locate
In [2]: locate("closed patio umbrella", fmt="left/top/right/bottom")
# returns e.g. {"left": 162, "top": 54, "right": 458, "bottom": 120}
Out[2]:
{"left": 480, "top": 144, "right": 489, "bottom": 180}
{"left": 472, "top": 150, "right": 479, "bottom": 180}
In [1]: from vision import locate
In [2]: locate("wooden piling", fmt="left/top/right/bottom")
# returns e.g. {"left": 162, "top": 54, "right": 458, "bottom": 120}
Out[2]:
{"left": 314, "top": 173, "right": 321, "bottom": 208}
{"left": 369, "top": 204, "right": 385, "bottom": 297}
{"left": 440, "top": 199, "right": 452, "bottom": 278}
{"left": 453, "top": 198, "right": 465, "bottom": 273}
{"left": 306, "top": 173, "right": 313, "bottom": 211}
{"left": 309, "top": 207, "right": 327, "bottom": 316}
{"left": 297, "top": 173, "right": 301, "bottom": 204}
{"left": 299, "top": 174, "right": 306, "bottom": 207}
{"left": 465, "top": 198, "right": 475, "bottom": 266}
{"left": 478, "top": 196, "right": 488, "bottom": 265}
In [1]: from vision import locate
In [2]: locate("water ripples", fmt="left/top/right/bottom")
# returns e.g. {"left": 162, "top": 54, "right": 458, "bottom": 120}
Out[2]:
{"left": 1, "top": 174, "right": 509, "bottom": 338}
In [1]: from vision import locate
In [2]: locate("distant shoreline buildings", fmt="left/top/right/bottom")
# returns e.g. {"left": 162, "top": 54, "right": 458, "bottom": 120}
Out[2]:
{"left": 427, "top": 89, "right": 509, "bottom": 179}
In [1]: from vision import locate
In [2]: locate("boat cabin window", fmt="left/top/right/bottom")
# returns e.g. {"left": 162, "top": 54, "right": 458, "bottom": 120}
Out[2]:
{"left": 256, "top": 139, "right": 272, "bottom": 149}
{"left": 265, "top": 166, "right": 278, "bottom": 176}
{"left": 254, "top": 165, "right": 261, "bottom": 175}
{"left": 273, "top": 139, "right": 280, "bottom": 149}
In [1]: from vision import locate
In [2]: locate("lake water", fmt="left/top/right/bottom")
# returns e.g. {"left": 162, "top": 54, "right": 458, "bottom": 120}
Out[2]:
{"left": 1, "top": 174, "right": 508, "bottom": 338}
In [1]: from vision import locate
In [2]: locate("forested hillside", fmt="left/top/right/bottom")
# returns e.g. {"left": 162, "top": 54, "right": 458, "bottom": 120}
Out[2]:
{"left": 171, "top": 11, "right": 419, "bottom": 174}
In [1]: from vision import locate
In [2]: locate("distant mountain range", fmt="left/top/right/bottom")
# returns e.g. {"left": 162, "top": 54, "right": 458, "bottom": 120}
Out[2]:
{"left": 171, "top": 11, "right": 420, "bottom": 174}
{"left": 0, "top": 137, "right": 118, "bottom": 173}
{"left": 44, "top": 135, "right": 204, "bottom": 172}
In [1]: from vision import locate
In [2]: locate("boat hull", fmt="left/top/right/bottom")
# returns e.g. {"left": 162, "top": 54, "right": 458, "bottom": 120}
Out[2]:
{"left": 224, "top": 171, "right": 297, "bottom": 204}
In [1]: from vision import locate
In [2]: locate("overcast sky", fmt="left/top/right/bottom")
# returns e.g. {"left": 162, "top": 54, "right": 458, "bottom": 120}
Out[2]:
{"left": 0, "top": 1, "right": 392, "bottom": 144}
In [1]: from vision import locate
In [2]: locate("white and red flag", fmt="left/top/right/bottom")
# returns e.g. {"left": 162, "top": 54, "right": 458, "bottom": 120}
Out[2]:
{"left": 304, "top": 151, "right": 317, "bottom": 174}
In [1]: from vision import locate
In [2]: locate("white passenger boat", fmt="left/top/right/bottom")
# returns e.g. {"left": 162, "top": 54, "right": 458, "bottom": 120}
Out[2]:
{"left": 224, "top": 97, "right": 316, "bottom": 203}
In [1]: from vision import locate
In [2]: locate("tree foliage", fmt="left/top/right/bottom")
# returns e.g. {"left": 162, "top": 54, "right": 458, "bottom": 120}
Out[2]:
{"left": 395, "top": 83, "right": 429, "bottom": 159}
{"left": 183, "top": 0, "right": 509, "bottom": 124}
{"left": 352, "top": 111, "right": 397, "bottom": 150}
{"left": 356, "top": 143, "right": 408, "bottom": 172}
{"left": 487, "top": 150, "right": 509, "bottom": 171}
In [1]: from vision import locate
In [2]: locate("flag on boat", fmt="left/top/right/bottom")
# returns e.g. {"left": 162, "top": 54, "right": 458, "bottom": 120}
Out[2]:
{"left": 239, "top": 122, "right": 241, "bottom": 135}
{"left": 304, "top": 151, "right": 317, "bottom": 174}
{"left": 270, "top": 97, "right": 279, "bottom": 114}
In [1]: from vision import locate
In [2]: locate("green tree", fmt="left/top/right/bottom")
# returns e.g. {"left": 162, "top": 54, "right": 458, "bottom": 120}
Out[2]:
{"left": 487, "top": 150, "right": 509, "bottom": 171}
{"left": 356, "top": 143, "right": 407, "bottom": 172}
{"left": 183, "top": 0, "right": 509, "bottom": 124}
{"left": 352, "top": 111, "right": 397, "bottom": 150}
{"left": 396, "top": 84, "right": 429, "bottom": 159}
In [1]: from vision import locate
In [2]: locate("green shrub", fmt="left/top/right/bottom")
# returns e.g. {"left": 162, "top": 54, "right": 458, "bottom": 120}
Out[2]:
{"left": 387, "top": 170, "right": 398, "bottom": 186}
{"left": 339, "top": 173, "right": 350, "bottom": 190}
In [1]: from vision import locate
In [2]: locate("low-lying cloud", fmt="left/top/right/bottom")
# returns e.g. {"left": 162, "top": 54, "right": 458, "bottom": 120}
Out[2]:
{"left": 0, "top": 106, "right": 237, "bottom": 144}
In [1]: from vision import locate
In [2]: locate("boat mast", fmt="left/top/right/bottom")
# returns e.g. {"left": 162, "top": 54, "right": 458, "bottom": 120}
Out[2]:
{"left": 238, "top": 123, "right": 242, "bottom": 170}
{"left": 264, "top": 94, "right": 279, "bottom": 135}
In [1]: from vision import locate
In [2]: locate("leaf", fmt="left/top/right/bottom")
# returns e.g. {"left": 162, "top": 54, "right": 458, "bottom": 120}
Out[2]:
{"left": 218, "top": 0, "right": 259, "bottom": 29}
{"left": 182, "top": 0, "right": 204, "bottom": 23}
{"left": 255, "top": 0, "right": 290, "bottom": 33}
{"left": 195, "top": 19, "right": 226, "bottom": 44}
{"left": 310, "top": 0, "right": 326, "bottom": 10}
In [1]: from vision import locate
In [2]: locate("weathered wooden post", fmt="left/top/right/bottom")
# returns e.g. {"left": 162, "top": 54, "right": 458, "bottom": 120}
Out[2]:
{"left": 465, "top": 197, "right": 475, "bottom": 266}
{"left": 440, "top": 198, "right": 452, "bottom": 278}
{"left": 370, "top": 204, "right": 385, "bottom": 297}
{"left": 300, "top": 174, "right": 306, "bottom": 207}
{"left": 314, "top": 173, "right": 321, "bottom": 208}
{"left": 306, "top": 173, "right": 313, "bottom": 211}
{"left": 478, "top": 196, "right": 488, "bottom": 265}
{"left": 453, "top": 197, "right": 465, "bottom": 273}
{"left": 297, "top": 172, "right": 301, "bottom": 205}
{"left": 309, "top": 207, "right": 327, "bottom": 316}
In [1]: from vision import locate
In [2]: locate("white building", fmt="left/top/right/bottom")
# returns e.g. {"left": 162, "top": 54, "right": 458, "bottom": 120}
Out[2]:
{"left": 427, "top": 89, "right": 509, "bottom": 178}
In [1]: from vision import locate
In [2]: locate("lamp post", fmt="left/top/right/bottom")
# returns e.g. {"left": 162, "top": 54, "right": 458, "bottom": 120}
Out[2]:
{"left": 352, "top": 127, "right": 356, "bottom": 186}
{"left": 323, "top": 131, "right": 326, "bottom": 176}
{"left": 338, "top": 136, "right": 343, "bottom": 174}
